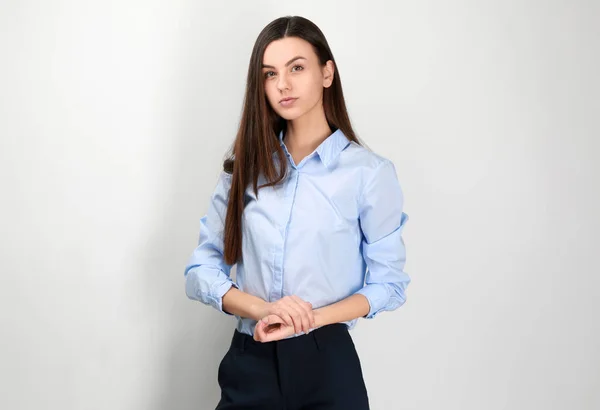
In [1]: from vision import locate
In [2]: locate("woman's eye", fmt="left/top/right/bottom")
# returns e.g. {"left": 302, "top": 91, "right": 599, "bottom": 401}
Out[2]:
{"left": 264, "top": 66, "right": 303, "bottom": 79}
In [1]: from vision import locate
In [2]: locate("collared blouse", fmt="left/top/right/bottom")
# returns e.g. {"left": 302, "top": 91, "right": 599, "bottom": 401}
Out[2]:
{"left": 184, "top": 128, "right": 410, "bottom": 337}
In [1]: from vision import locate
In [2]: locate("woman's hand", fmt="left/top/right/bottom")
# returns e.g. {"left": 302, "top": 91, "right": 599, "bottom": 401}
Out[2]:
{"left": 254, "top": 314, "right": 301, "bottom": 342}
{"left": 258, "top": 295, "right": 315, "bottom": 335}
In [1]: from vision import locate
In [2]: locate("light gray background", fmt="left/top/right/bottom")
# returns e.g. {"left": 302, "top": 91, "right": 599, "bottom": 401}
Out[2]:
{"left": 1, "top": 1, "right": 598, "bottom": 409}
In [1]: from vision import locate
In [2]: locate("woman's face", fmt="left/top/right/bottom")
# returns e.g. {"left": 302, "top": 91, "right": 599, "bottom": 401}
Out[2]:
{"left": 262, "top": 37, "right": 334, "bottom": 121}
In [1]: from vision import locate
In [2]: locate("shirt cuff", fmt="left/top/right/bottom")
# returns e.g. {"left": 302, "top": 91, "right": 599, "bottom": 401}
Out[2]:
{"left": 185, "top": 265, "right": 238, "bottom": 316}
{"left": 354, "top": 283, "right": 391, "bottom": 319}
{"left": 210, "top": 280, "right": 239, "bottom": 315}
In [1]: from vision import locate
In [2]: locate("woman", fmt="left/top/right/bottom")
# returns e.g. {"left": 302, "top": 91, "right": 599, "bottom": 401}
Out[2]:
{"left": 184, "top": 15, "right": 410, "bottom": 410}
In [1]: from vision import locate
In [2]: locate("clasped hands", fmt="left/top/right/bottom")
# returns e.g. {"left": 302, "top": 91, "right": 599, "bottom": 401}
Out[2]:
{"left": 254, "top": 295, "right": 317, "bottom": 343}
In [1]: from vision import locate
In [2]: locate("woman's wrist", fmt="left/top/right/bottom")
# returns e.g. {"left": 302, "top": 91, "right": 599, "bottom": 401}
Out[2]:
{"left": 311, "top": 294, "right": 370, "bottom": 329}
{"left": 250, "top": 299, "right": 270, "bottom": 321}
{"left": 312, "top": 307, "right": 328, "bottom": 328}
{"left": 222, "top": 287, "right": 272, "bottom": 321}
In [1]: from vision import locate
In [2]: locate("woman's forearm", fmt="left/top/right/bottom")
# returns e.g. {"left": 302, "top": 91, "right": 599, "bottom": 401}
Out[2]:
{"left": 313, "top": 294, "right": 370, "bottom": 328}
{"left": 223, "top": 288, "right": 370, "bottom": 328}
{"left": 222, "top": 287, "right": 268, "bottom": 321}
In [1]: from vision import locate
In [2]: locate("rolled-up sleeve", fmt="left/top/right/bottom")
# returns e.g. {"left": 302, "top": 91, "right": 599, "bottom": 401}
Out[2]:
{"left": 184, "top": 171, "right": 238, "bottom": 315}
{"left": 354, "top": 159, "right": 411, "bottom": 319}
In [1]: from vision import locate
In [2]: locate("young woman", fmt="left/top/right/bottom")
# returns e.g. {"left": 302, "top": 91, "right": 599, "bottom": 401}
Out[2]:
{"left": 184, "top": 15, "right": 410, "bottom": 410}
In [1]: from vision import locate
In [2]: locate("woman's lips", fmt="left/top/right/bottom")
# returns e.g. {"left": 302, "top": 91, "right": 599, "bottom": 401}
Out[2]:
{"left": 279, "top": 98, "right": 298, "bottom": 107}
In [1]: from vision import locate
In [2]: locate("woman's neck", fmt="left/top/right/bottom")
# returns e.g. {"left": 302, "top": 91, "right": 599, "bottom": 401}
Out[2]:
{"left": 284, "top": 101, "right": 332, "bottom": 156}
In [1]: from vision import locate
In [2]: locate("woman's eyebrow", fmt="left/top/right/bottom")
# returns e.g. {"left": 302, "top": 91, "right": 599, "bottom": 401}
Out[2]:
{"left": 262, "top": 56, "right": 307, "bottom": 69}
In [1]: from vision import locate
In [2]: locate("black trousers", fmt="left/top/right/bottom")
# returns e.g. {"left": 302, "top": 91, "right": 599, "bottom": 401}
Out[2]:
{"left": 215, "top": 323, "right": 370, "bottom": 410}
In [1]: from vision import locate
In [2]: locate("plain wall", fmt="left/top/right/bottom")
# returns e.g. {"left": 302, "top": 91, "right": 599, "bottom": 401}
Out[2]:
{"left": 1, "top": 1, "right": 598, "bottom": 409}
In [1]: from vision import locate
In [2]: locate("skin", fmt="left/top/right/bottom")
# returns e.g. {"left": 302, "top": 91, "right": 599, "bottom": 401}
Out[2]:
{"left": 222, "top": 36, "right": 371, "bottom": 343}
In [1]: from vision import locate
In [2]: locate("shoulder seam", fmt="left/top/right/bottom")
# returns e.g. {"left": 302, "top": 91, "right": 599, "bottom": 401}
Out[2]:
{"left": 358, "top": 158, "right": 390, "bottom": 206}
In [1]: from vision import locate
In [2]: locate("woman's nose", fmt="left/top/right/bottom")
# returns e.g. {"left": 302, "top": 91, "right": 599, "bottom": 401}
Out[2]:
{"left": 277, "top": 73, "right": 290, "bottom": 91}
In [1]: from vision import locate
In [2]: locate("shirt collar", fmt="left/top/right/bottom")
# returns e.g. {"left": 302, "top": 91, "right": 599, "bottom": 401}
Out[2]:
{"left": 277, "top": 128, "right": 350, "bottom": 169}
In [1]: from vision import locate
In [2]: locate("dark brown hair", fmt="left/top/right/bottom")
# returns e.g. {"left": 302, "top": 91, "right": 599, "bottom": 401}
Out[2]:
{"left": 221, "top": 15, "right": 363, "bottom": 265}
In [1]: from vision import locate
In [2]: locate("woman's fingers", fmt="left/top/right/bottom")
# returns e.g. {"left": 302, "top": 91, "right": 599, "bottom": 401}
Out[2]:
{"left": 283, "top": 297, "right": 312, "bottom": 334}
{"left": 265, "top": 295, "right": 315, "bottom": 335}
{"left": 253, "top": 322, "right": 263, "bottom": 341}
{"left": 290, "top": 295, "right": 315, "bottom": 330}
{"left": 255, "top": 314, "right": 286, "bottom": 342}
{"left": 271, "top": 307, "right": 294, "bottom": 329}
{"left": 259, "top": 315, "right": 294, "bottom": 342}
{"left": 286, "top": 298, "right": 310, "bottom": 334}
{"left": 270, "top": 299, "right": 301, "bottom": 334}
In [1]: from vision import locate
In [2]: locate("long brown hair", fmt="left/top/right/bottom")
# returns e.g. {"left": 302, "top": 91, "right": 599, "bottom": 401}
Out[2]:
{"left": 221, "top": 15, "right": 363, "bottom": 265}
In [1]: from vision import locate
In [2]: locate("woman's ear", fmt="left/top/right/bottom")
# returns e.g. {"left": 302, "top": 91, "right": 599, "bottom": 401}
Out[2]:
{"left": 322, "top": 60, "right": 335, "bottom": 88}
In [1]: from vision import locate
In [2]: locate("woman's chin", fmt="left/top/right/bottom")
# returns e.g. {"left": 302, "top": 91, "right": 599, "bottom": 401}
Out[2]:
{"left": 276, "top": 108, "right": 305, "bottom": 121}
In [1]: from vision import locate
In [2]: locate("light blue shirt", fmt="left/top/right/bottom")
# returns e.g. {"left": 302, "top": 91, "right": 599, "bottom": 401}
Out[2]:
{"left": 184, "top": 128, "right": 410, "bottom": 338}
